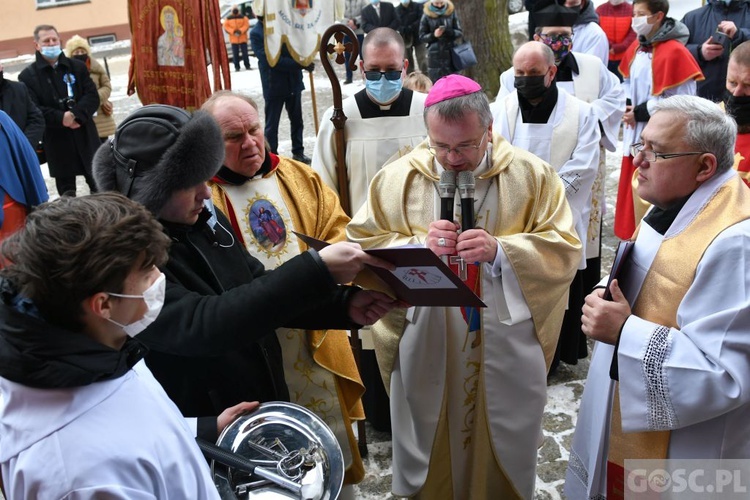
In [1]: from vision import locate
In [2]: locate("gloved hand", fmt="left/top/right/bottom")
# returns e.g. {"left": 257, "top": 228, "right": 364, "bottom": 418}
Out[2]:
{"left": 305, "top": 62, "right": 315, "bottom": 72}
{"left": 233, "top": 30, "right": 241, "bottom": 36}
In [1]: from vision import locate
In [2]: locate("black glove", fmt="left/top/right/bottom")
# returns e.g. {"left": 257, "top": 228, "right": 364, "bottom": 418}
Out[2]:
{"left": 233, "top": 30, "right": 241, "bottom": 36}
{"left": 305, "top": 63, "right": 315, "bottom": 72}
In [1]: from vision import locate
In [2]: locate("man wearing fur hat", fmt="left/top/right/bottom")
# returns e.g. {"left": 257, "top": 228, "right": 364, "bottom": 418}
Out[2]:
{"left": 93, "top": 104, "right": 399, "bottom": 443}
{"left": 202, "top": 90, "right": 368, "bottom": 489}
{"left": 348, "top": 74, "right": 581, "bottom": 499}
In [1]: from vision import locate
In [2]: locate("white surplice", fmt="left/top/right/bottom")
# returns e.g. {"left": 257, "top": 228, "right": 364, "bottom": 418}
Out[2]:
{"left": 572, "top": 21, "right": 611, "bottom": 65}
{"left": 311, "top": 90, "right": 427, "bottom": 215}
{"left": 565, "top": 168, "right": 750, "bottom": 499}
{"left": 492, "top": 88, "right": 601, "bottom": 269}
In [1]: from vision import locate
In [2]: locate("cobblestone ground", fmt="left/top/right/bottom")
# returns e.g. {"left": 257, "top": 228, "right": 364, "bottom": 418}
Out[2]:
{"left": 3, "top": 28, "right": 624, "bottom": 497}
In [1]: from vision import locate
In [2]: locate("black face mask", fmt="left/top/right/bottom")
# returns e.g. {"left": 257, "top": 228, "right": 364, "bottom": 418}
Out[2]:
{"left": 724, "top": 91, "right": 750, "bottom": 127}
{"left": 72, "top": 54, "right": 89, "bottom": 63}
{"left": 514, "top": 75, "right": 549, "bottom": 101}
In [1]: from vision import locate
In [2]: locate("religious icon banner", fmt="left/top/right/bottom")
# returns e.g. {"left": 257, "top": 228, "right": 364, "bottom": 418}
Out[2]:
{"left": 127, "top": 0, "right": 230, "bottom": 108}
{"left": 255, "top": 0, "right": 344, "bottom": 67}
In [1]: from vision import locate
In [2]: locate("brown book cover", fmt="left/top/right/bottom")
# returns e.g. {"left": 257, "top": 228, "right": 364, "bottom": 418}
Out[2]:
{"left": 294, "top": 232, "right": 487, "bottom": 308}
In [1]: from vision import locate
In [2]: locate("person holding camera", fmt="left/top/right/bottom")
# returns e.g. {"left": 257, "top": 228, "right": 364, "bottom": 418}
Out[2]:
{"left": 18, "top": 25, "right": 100, "bottom": 197}
{"left": 682, "top": 0, "right": 750, "bottom": 103}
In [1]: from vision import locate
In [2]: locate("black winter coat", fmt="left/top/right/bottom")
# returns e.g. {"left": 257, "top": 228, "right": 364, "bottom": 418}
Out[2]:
{"left": 419, "top": 1, "right": 463, "bottom": 82}
{"left": 140, "top": 209, "right": 360, "bottom": 441}
{"left": 0, "top": 78, "right": 44, "bottom": 148}
{"left": 396, "top": 1, "right": 423, "bottom": 47}
{"left": 18, "top": 53, "right": 99, "bottom": 178}
{"left": 250, "top": 21, "right": 305, "bottom": 99}
{"left": 682, "top": 0, "right": 750, "bottom": 102}
{"left": 361, "top": 2, "right": 399, "bottom": 33}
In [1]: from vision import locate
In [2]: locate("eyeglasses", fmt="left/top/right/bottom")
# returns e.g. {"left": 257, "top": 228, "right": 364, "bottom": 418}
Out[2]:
{"left": 428, "top": 130, "right": 488, "bottom": 157}
{"left": 364, "top": 70, "right": 403, "bottom": 81}
{"left": 630, "top": 143, "right": 707, "bottom": 162}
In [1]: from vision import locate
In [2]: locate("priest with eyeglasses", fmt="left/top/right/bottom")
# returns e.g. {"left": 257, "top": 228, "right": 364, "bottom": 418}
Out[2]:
{"left": 348, "top": 74, "right": 581, "bottom": 500}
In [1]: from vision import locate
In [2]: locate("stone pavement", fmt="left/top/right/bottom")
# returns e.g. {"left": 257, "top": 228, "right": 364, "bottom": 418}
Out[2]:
{"left": 2, "top": 31, "right": 624, "bottom": 498}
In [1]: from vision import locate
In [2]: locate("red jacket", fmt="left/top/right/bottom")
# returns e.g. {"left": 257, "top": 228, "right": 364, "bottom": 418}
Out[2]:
{"left": 596, "top": 2, "right": 636, "bottom": 61}
{"left": 224, "top": 15, "right": 250, "bottom": 44}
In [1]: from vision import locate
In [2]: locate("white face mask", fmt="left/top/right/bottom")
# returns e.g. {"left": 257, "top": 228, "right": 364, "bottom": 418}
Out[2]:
{"left": 609, "top": 0, "right": 625, "bottom": 5}
{"left": 631, "top": 15, "right": 655, "bottom": 37}
{"left": 107, "top": 273, "right": 166, "bottom": 337}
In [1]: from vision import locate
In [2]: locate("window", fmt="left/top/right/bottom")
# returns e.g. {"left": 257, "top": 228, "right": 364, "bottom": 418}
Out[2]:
{"left": 37, "top": 0, "right": 90, "bottom": 9}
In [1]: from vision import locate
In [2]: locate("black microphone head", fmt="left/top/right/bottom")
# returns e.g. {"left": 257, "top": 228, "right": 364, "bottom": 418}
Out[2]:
{"left": 439, "top": 170, "right": 457, "bottom": 198}
{"left": 457, "top": 171, "right": 475, "bottom": 198}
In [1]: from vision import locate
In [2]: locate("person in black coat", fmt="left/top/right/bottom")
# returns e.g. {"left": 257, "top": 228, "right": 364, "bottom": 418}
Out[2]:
{"left": 361, "top": 0, "right": 400, "bottom": 33}
{"left": 419, "top": 0, "right": 463, "bottom": 82}
{"left": 0, "top": 64, "right": 44, "bottom": 151}
{"left": 682, "top": 0, "right": 750, "bottom": 102}
{"left": 92, "top": 104, "right": 399, "bottom": 441}
{"left": 250, "top": 17, "right": 313, "bottom": 164}
{"left": 396, "top": 0, "right": 428, "bottom": 73}
{"left": 18, "top": 25, "right": 100, "bottom": 196}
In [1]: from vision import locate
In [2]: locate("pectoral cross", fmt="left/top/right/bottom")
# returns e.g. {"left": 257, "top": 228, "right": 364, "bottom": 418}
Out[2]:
{"left": 450, "top": 255, "right": 467, "bottom": 280}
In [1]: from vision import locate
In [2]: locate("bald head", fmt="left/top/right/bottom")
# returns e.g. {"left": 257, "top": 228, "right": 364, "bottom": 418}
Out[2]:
{"left": 361, "top": 27, "right": 405, "bottom": 60}
{"left": 514, "top": 41, "right": 556, "bottom": 70}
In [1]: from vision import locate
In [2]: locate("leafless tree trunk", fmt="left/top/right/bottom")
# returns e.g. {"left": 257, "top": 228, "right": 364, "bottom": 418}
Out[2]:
{"left": 453, "top": 0, "right": 515, "bottom": 99}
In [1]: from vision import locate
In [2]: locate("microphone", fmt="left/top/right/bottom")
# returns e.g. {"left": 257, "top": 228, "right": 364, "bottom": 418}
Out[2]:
{"left": 439, "top": 170, "right": 456, "bottom": 221}
{"left": 458, "top": 171, "right": 475, "bottom": 231}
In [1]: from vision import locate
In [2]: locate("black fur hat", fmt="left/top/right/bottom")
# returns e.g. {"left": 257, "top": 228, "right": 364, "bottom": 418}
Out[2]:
{"left": 92, "top": 104, "right": 225, "bottom": 216}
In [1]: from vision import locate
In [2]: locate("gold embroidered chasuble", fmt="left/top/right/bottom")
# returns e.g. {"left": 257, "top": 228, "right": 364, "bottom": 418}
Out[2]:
{"left": 348, "top": 136, "right": 581, "bottom": 497}
{"left": 209, "top": 156, "right": 365, "bottom": 483}
{"left": 607, "top": 175, "right": 750, "bottom": 498}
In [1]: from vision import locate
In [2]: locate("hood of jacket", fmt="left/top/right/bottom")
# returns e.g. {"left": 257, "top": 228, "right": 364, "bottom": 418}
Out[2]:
{"left": 423, "top": 0, "right": 455, "bottom": 18}
{"left": 575, "top": 0, "right": 599, "bottom": 26}
{"left": 0, "top": 278, "right": 146, "bottom": 390}
{"left": 0, "top": 278, "right": 148, "bottom": 462}
{"left": 641, "top": 17, "right": 690, "bottom": 46}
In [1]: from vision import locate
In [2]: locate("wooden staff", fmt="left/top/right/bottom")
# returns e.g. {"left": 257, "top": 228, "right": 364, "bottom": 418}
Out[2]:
{"left": 319, "top": 24, "right": 367, "bottom": 457}
{"left": 308, "top": 69, "right": 320, "bottom": 135}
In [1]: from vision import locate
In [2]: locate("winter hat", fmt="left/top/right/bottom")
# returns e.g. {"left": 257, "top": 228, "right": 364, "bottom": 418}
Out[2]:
{"left": 65, "top": 35, "right": 91, "bottom": 56}
{"left": 92, "top": 104, "right": 225, "bottom": 216}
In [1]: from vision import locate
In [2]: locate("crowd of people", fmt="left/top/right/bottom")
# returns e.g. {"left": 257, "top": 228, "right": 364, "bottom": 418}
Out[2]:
{"left": 2, "top": 0, "right": 750, "bottom": 498}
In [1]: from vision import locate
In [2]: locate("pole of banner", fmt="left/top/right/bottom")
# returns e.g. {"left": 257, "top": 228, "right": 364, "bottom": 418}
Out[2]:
{"left": 308, "top": 69, "right": 320, "bottom": 135}
{"left": 319, "top": 24, "right": 368, "bottom": 458}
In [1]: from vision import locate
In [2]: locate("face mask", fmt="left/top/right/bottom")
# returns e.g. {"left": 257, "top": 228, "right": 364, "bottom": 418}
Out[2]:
{"left": 610, "top": 0, "right": 625, "bottom": 5}
{"left": 370, "top": 0, "right": 379, "bottom": 4}
{"left": 107, "top": 273, "right": 166, "bottom": 337}
{"left": 401, "top": 0, "right": 410, "bottom": 4}
{"left": 725, "top": 91, "right": 750, "bottom": 126}
{"left": 40, "top": 45, "right": 62, "bottom": 60}
{"left": 514, "top": 75, "right": 550, "bottom": 101}
{"left": 366, "top": 74, "right": 403, "bottom": 105}
{"left": 631, "top": 15, "right": 654, "bottom": 37}
{"left": 430, "top": 3, "right": 447, "bottom": 14}
{"left": 72, "top": 54, "right": 89, "bottom": 63}
{"left": 540, "top": 34, "right": 573, "bottom": 64}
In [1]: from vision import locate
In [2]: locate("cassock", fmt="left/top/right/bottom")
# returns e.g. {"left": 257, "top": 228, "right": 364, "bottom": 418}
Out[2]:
{"left": 614, "top": 39, "right": 703, "bottom": 239}
{"left": 347, "top": 136, "right": 581, "bottom": 499}
{"left": 208, "top": 154, "right": 367, "bottom": 484}
{"left": 311, "top": 88, "right": 427, "bottom": 215}
{"left": 566, "top": 169, "right": 750, "bottom": 499}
